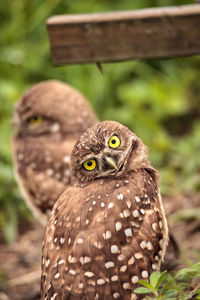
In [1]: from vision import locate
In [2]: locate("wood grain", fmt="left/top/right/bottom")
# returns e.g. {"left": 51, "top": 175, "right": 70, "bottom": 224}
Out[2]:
{"left": 47, "top": 4, "right": 200, "bottom": 65}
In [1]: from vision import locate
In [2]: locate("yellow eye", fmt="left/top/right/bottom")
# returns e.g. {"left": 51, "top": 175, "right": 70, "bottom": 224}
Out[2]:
{"left": 28, "top": 116, "right": 43, "bottom": 125}
{"left": 109, "top": 135, "right": 121, "bottom": 148}
{"left": 83, "top": 159, "right": 96, "bottom": 171}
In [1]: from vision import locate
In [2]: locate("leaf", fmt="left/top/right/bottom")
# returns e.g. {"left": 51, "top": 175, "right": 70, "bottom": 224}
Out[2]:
{"left": 164, "top": 289, "right": 177, "bottom": 297}
{"left": 155, "top": 270, "right": 168, "bottom": 289}
{"left": 150, "top": 272, "right": 161, "bottom": 288}
{"left": 134, "top": 287, "right": 153, "bottom": 294}
{"left": 177, "top": 262, "right": 200, "bottom": 278}
{"left": 171, "top": 209, "right": 200, "bottom": 222}
{"left": 138, "top": 280, "right": 153, "bottom": 289}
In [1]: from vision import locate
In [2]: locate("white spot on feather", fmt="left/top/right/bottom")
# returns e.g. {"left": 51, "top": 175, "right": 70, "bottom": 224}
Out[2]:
{"left": 58, "top": 259, "right": 64, "bottom": 265}
{"left": 105, "top": 261, "right": 114, "bottom": 269}
{"left": 140, "top": 209, "right": 145, "bottom": 215}
{"left": 108, "top": 202, "right": 114, "bottom": 209}
{"left": 128, "top": 256, "right": 135, "bottom": 265}
{"left": 103, "top": 231, "right": 111, "bottom": 239}
{"left": 46, "top": 169, "right": 54, "bottom": 176}
{"left": 126, "top": 200, "right": 131, "bottom": 208}
{"left": 45, "top": 259, "right": 50, "bottom": 268}
{"left": 111, "top": 245, "right": 119, "bottom": 254}
{"left": 85, "top": 271, "right": 94, "bottom": 278}
{"left": 79, "top": 256, "right": 91, "bottom": 264}
{"left": 18, "top": 153, "right": 24, "bottom": 161}
{"left": 63, "top": 155, "right": 70, "bottom": 163}
{"left": 113, "top": 292, "right": 120, "bottom": 298}
{"left": 117, "top": 193, "right": 123, "bottom": 200}
{"left": 141, "top": 270, "right": 148, "bottom": 278}
{"left": 132, "top": 210, "right": 139, "bottom": 218}
{"left": 60, "top": 237, "right": 65, "bottom": 245}
{"left": 77, "top": 238, "right": 83, "bottom": 244}
{"left": 54, "top": 273, "right": 60, "bottom": 279}
{"left": 97, "top": 278, "right": 105, "bottom": 285}
{"left": 120, "top": 265, "right": 127, "bottom": 272}
{"left": 131, "top": 276, "right": 139, "bottom": 283}
{"left": 124, "top": 228, "right": 132, "bottom": 237}
{"left": 146, "top": 241, "right": 153, "bottom": 250}
{"left": 135, "top": 252, "right": 143, "bottom": 259}
{"left": 119, "top": 212, "right": 124, "bottom": 218}
{"left": 69, "top": 269, "right": 76, "bottom": 275}
{"left": 93, "top": 241, "right": 103, "bottom": 249}
{"left": 117, "top": 254, "right": 126, "bottom": 261}
{"left": 115, "top": 221, "right": 122, "bottom": 231}
{"left": 152, "top": 223, "right": 157, "bottom": 231}
{"left": 140, "top": 240, "right": 146, "bottom": 249}
{"left": 64, "top": 169, "right": 70, "bottom": 177}
{"left": 135, "top": 196, "right": 141, "bottom": 203}
{"left": 111, "top": 275, "right": 118, "bottom": 282}
{"left": 123, "top": 282, "right": 131, "bottom": 289}
{"left": 123, "top": 209, "right": 130, "bottom": 218}
{"left": 51, "top": 123, "right": 60, "bottom": 133}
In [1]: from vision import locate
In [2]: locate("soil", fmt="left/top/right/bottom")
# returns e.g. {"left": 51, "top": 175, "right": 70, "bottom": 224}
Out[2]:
{"left": 0, "top": 193, "right": 200, "bottom": 300}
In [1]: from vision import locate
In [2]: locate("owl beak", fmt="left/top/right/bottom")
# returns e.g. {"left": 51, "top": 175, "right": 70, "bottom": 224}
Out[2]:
{"left": 105, "top": 156, "right": 118, "bottom": 171}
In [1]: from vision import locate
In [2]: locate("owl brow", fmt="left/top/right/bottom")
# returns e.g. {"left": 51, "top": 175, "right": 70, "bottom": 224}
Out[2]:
{"left": 25, "top": 115, "right": 53, "bottom": 123}
{"left": 19, "top": 109, "right": 34, "bottom": 121}
{"left": 76, "top": 137, "right": 88, "bottom": 148}
{"left": 18, "top": 100, "right": 32, "bottom": 114}
{"left": 96, "top": 126, "right": 108, "bottom": 138}
{"left": 106, "top": 132, "right": 119, "bottom": 143}
{"left": 81, "top": 156, "right": 97, "bottom": 165}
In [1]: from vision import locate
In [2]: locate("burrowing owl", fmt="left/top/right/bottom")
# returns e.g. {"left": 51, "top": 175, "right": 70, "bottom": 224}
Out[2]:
{"left": 12, "top": 80, "right": 97, "bottom": 226}
{"left": 41, "top": 121, "right": 168, "bottom": 299}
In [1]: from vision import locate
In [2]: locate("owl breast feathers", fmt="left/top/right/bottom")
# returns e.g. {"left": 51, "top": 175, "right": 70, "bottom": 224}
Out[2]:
{"left": 41, "top": 120, "right": 168, "bottom": 300}
{"left": 12, "top": 80, "right": 97, "bottom": 225}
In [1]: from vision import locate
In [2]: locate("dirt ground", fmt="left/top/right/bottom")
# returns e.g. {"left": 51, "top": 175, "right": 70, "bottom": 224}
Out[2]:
{"left": 0, "top": 193, "right": 200, "bottom": 300}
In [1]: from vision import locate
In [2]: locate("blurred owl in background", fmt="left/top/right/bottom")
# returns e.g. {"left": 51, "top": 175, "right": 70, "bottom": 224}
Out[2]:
{"left": 41, "top": 120, "right": 168, "bottom": 299}
{"left": 12, "top": 80, "right": 98, "bottom": 226}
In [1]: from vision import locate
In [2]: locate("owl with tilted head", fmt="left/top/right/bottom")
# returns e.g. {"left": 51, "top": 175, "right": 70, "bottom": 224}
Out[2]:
{"left": 12, "top": 80, "right": 97, "bottom": 226}
{"left": 41, "top": 120, "right": 168, "bottom": 300}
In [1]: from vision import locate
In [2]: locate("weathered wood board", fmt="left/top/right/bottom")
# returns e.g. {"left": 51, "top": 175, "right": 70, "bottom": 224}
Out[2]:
{"left": 47, "top": 4, "right": 200, "bottom": 65}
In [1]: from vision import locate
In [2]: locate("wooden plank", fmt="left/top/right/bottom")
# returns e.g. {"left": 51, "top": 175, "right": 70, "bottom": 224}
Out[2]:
{"left": 46, "top": 4, "right": 200, "bottom": 65}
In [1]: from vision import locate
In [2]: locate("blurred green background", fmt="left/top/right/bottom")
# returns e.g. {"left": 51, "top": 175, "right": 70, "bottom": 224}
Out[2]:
{"left": 0, "top": 0, "right": 200, "bottom": 242}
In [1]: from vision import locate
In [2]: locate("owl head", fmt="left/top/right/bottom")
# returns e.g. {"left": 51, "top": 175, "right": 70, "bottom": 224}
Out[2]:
{"left": 71, "top": 121, "right": 151, "bottom": 183}
{"left": 13, "top": 80, "right": 97, "bottom": 140}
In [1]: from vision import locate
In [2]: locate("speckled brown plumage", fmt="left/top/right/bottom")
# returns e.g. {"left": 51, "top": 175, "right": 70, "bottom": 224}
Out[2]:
{"left": 41, "top": 121, "right": 168, "bottom": 300}
{"left": 12, "top": 80, "right": 97, "bottom": 225}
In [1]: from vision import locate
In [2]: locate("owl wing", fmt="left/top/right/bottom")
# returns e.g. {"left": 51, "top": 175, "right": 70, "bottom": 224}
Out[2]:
{"left": 20, "top": 169, "right": 67, "bottom": 220}
{"left": 41, "top": 169, "right": 168, "bottom": 299}
{"left": 13, "top": 139, "right": 74, "bottom": 225}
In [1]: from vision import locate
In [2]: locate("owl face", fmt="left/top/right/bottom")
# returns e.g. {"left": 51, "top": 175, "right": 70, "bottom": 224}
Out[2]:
{"left": 71, "top": 121, "right": 149, "bottom": 183}
{"left": 13, "top": 80, "right": 97, "bottom": 140}
{"left": 13, "top": 113, "right": 61, "bottom": 138}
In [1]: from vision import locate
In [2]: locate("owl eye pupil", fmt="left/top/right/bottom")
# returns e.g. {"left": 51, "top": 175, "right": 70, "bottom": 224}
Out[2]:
{"left": 33, "top": 116, "right": 38, "bottom": 120}
{"left": 87, "top": 161, "right": 92, "bottom": 167}
{"left": 109, "top": 135, "right": 121, "bottom": 149}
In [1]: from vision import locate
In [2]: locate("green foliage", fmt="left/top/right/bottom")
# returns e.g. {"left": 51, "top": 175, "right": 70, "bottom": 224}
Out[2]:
{"left": 171, "top": 208, "right": 200, "bottom": 223}
{"left": 0, "top": 0, "right": 200, "bottom": 241}
{"left": 134, "top": 263, "right": 200, "bottom": 299}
